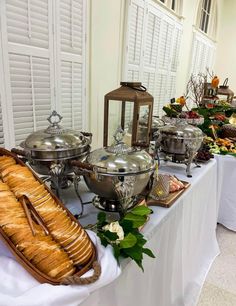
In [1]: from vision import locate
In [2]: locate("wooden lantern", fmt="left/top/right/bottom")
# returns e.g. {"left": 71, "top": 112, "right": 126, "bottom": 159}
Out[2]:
{"left": 103, "top": 82, "right": 153, "bottom": 147}
{"left": 217, "top": 79, "right": 234, "bottom": 103}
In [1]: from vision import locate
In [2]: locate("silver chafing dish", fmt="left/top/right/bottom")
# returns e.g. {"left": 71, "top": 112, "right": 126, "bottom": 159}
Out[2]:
{"left": 72, "top": 128, "right": 155, "bottom": 212}
{"left": 11, "top": 111, "right": 92, "bottom": 200}
{"left": 128, "top": 112, "right": 165, "bottom": 141}
{"left": 155, "top": 121, "right": 203, "bottom": 177}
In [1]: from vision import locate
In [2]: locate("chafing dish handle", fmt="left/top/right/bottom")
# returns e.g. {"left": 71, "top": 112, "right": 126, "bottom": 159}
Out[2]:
{"left": 81, "top": 132, "right": 93, "bottom": 137}
{"left": 11, "top": 148, "right": 27, "bottom": 157}
{"left": 132, "top": 142, "right": 150, "bottom": 148}
{"left": 70, "top": 160, "right": 94, "bottom": 171}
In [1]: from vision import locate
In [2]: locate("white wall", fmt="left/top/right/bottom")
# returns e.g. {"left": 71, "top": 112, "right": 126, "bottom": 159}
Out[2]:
{"left": 89, "top": 0, "right": 225, "bottom": 148}
{"left": 175, "top": 0, "right": 199, "bottom": 97}
{"left": 215, "top": 0, "right": 236, "bottom": 93}
{"left": 89, "top": 0, "right": 124, "bottom": 148}
{"left": 175, "top": 0, "right": 224, "bottom": 96}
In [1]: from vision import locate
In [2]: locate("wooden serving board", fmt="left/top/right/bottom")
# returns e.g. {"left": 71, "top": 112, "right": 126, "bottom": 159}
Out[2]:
{"left": 147, "top": 181, "right": 190, "bottom": 208}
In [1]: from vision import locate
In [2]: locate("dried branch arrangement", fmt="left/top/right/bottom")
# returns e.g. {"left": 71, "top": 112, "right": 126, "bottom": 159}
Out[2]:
{"left": 185, "top": 73, "right": 207, "bottom": 107}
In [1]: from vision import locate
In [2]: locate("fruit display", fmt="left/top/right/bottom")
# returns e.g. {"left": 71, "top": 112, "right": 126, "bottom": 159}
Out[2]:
{"left": 212, "top": 113, "right": 227, "bottom": 122}
{"left": 196, "top": 143, "right": 214, "bottom": 161}
{"left": 203, "top": 136, "right": 236, "bottom": 155}
{"left": 179, "top": 111, "right": 201, "bottom": 119}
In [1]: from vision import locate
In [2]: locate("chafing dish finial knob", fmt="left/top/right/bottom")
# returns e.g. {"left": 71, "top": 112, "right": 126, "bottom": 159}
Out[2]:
{"left": 47, "top": 110, "right": 63, "bottom": 126}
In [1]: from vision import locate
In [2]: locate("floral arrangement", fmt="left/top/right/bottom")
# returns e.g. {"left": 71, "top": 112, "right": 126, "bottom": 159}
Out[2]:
{"left": 93, "top": 205, "right": 155, "bottom": 270}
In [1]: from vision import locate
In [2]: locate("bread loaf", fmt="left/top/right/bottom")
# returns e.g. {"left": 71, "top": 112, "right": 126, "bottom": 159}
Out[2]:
{"left": 0, "top": 156, "right": 93, "bottom": 268}
{"left": 0, "top": 179, "right": 75, "bottom": 279}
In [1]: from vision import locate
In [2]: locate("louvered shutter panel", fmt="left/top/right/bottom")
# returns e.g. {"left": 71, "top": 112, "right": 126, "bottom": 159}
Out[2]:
{"left": 155, "top": 73, "right": 167, "bottom": 115}
{"left": 143, "top": 9, "right": 161, "bottom": 69}
{"left": 5, "top": 0, "right": 52, "bottom": 145}
{"left": 190, "top": 31, "right": 216, "bottom": 75}
{"left": 142, "top": 7, "right": 162, "bottom": 113}
{"left": 6, "top": 0, "right": 49, "bottom": 49}
{"left": 166, "top": 25, "right": 182, "bottom": 103}
{"left": 171, "top": 26, "right": 182, "bottom": 73}
{"left": 158, "top": 17, "right": 174, "bottom": 71}
{"left": 0, "top": 94, "right": 4, "bottom": 146}
{"left": 9, "top": 54, "right": 51, "bottom": 144}
{"left": 154, "top": 16, "right": 174, "bottom": 116}
{"left": 124, "top": 1, "right": 183, "bottom": 117}
{"left": 126, "top": 0, "right": 145, "bottom": 82}
{"left": 59, "top": 0, "right": 84, "bottom": 131}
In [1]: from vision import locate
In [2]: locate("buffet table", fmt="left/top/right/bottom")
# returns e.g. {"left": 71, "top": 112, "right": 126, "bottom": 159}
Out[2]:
{"left": 77, "top": 160, "right": 219, "bottom": 306}
{"left": 215, "top": 154, "right": 236, "bottom": 231}
{"left": 0, "top": 160, "right": 219, "bottom": 306}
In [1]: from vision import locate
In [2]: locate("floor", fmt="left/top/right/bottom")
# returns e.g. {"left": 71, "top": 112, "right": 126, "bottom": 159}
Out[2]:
{"left": 197, "top": 224, "right": 236, "bottom": 306}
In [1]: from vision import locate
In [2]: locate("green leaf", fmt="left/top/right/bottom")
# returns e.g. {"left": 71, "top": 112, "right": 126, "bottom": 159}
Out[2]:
{"left": 97, "top": 232, "right": 109, "bottom": 247}
{"left": 122, "top": 245, "right": 143, "bottom": 262}
{"left": 120, "top": 233, "right": 137, "bottom": 249}
{"left": 113, "top": 244, "right": 121, "bottom": 261}
{"left": 123, "top": 213, "right": 147, "bottom": 228}
{"left": 122, "top": 246, "right": 146, "bottom": 271}
{"left": 142, "top": 248, "right": 155, "bottom": 258}
{"left": 136, "top": 235, "right": 147, "bottom": 248}
{"left": 97, "top": 212, "right": 107, "bottom": 228}
{"left": 130, "top": 205, "right": 152, "bottom": 216}
{"left": 119, "top": 219, "right": 133, "bottom": 233}
{"left": 103, "top": 230, "right": 119, "bottom": 241}
{"left": 97, "top": 212, "right": 106, "bottom": 222}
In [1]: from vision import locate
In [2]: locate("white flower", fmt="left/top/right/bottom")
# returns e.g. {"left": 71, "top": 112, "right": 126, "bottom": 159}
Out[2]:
{"left": 103, "top": 221, "right": 124, "bottom": 243}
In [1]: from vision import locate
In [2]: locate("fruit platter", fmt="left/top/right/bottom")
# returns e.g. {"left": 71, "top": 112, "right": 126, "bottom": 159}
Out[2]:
{"left": 203, "top": 136, "right": 236, "bottom": 156}
{"left": 196, "top": 142, "right": 214, "bottom": 162}
{"left": 163, "top": 103, "right": 204, "bottom": 126}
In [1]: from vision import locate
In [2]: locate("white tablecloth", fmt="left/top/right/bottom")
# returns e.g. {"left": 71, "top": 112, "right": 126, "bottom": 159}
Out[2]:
{"left": 79, "top": 160, "right": 219, "bottom": 306}
{"left": 0, "top": 160, "right": 219, "bottom": 306}
{"left": 215, "top": 154, "right": 236, "bottom": 231}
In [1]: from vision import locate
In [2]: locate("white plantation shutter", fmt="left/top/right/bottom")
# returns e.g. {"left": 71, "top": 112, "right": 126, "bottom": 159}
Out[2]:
{"left": 155, "top": 73, "right": 167, "bottom": 115}
{"left": 124, "top": 0, "right": 183, "bottom": 117}
{"left": 158, "top": 18, "right": 174, "bottom": 71}
{"left": 165, "top": 25, "right": 182, "bottom": 105}
{"left": 61, "top": 61, "right": 83, "bottom": 130}
{"left": 127, "top": 70, "right": 140, "bottom": 81}
{"left": 171, "top": 26, "right": 182, "bottom": 73}
{"left": 6, "top": 0, "right": 49, "bottom": 49}
{"left": 0, "top": 0, "right": 87, "bottom": 147}
{"left": 144, "top": 10, "right": 161, "bottom": 69}
{"left": 2, "top": 0, "right": 52, "bottom": 146}
{"left": 59, "top": 0, "right": 85, "bottom": 131}
{"left": 142, "top": 7, "right": 162, "bottom": 113}
{"left": 126, "top": 0, "right": 145, "bottom": 82}
{"left": 190, "top": 31, "right": 216, "bottom": 75}
{"left": 9, "top": 54, "right": 51, "bottom": 144}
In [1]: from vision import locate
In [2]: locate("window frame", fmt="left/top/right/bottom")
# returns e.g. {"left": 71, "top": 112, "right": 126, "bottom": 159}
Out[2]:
{"left": 196, "top": 0, "right": 217, "bottom": 39}
{"left": 199, "top": 0, "right": 212, "bottom": 34}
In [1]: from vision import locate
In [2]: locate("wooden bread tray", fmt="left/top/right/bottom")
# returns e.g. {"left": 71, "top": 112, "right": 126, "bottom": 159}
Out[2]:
{"left": 147, "top": 180, "right": 190, "bottom": 208}
{"left": 0, "top": 148, "right": 100, "bottom": 285}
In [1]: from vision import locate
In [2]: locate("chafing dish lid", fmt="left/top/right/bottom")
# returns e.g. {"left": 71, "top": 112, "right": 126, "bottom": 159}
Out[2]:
{"left": 159, "top": 122, "right": 203, "bottom": 139}
{"left": 22, "top": 111, "right": 89, "bottom": 151}
{"left": 86, "top": 128, "right": 154, "bottom": 175}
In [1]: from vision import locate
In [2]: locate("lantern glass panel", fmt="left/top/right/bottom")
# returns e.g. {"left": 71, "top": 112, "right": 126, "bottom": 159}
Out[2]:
{"left": 124, "top": 102, "right": 134, "bottom": 130}
{"left": 137, "top": 105, "right": 151, "bottom": 143}
{"left": 107, "top": 100, "right": 122, "bottom": 146}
